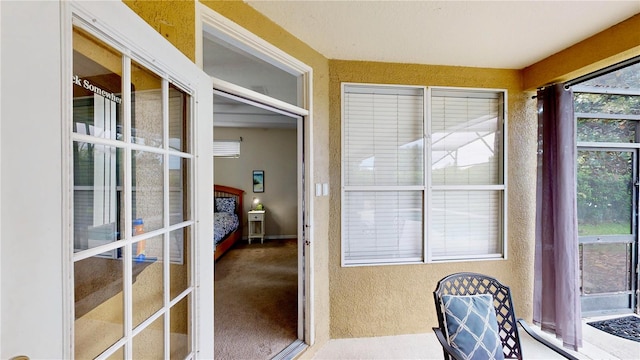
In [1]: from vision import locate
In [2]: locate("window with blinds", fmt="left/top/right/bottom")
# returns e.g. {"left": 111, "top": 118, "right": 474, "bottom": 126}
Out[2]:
{"left": 342, "top": 84, "right": 425, "bottom": 265}
{"left": 341, "top": 84, "right": 506, "bottom": 266}
{"left": 430, "top": 88, "right": 505, "bottom": 260}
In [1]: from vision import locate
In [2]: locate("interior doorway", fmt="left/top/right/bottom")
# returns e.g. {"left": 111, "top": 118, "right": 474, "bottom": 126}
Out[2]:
{"left": 198, "top": 6, "right": 313, "bottom": 357}
{"left": 212, "top": 92, "right": 304, "bottom": 359}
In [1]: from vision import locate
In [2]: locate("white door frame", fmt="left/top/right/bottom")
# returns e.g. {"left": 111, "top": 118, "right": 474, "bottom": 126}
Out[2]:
{"left": 196, "top": 4, "right": 315, "bottom": 345}
{"left": 1, "top": 1, "right": 213, "bottom": 358}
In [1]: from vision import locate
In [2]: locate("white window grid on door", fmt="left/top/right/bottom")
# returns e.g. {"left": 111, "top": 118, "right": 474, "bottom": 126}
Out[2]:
{"left": 70, "top": 17, "right": 195, "bottom": 359}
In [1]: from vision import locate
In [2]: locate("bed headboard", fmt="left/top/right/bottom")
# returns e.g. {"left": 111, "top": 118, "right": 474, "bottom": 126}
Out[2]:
{"left": 214, "top": 185, "right": 244, "bottom": 220}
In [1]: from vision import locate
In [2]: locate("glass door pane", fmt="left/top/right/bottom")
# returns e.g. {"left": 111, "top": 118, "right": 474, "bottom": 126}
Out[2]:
{"left": 73, "top": 24, "right": 194, "bottom": 358}
{"left": 577, "top": 149, "right": 636, "bottom": 314}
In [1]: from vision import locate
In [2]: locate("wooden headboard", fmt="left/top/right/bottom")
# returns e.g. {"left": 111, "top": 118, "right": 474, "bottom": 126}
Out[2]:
{"left": 214, "top": 185, "right": 244, "bottom": 218}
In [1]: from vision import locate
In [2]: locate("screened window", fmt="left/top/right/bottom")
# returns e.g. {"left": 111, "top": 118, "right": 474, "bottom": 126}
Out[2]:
{"left": 341, "top": 84, "right": 506, "bottom": 266}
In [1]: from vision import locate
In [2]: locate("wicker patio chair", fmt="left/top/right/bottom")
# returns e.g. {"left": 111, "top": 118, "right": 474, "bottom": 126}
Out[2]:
{"left": 432, "top": 272, "right": 579, "bottom": 360}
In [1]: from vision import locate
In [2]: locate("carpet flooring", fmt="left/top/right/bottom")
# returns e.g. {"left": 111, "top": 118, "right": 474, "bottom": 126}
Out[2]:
{"left": 587, "top": 315, "right": 640, "bottom": 343}
{"left": 214, "top": 238, "right": 298, "bottom": 359}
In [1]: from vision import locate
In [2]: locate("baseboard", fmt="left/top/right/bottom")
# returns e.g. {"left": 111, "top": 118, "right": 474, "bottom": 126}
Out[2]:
{"left": 243, "top": 235, "right": 297, "bottom": 240}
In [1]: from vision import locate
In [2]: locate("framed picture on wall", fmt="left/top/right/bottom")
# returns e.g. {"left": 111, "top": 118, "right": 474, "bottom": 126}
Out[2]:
{"left": 253, "top": 170, "right": 264, "bottom": 193}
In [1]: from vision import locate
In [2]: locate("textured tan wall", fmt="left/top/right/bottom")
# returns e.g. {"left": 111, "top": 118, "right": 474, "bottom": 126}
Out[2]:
{"left": 523, "top": 13, "right": 640, "bottom": 90}
{"left": 328, "top": 61, "right": 537, "bottom": 337}
{"left": 123, "top": 0, "right": 196, "bottom": 61}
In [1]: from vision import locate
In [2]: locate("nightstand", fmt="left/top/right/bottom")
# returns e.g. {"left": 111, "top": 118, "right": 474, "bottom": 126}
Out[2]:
{"left": 247, "top": 210, "right": 265, "bottom": 244}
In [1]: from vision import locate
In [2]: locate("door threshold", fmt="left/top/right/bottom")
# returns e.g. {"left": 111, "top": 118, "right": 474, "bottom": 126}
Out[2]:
{"left": 271, "top": 339, "right": 307, "bottom": 360}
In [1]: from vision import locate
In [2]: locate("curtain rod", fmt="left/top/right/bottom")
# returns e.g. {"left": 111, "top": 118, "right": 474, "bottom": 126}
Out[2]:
{"left": 531, "top": 55, "right": 640, "bottom": 99}
{"left": 565, "top": 55, "right": 640, "bottom": 88}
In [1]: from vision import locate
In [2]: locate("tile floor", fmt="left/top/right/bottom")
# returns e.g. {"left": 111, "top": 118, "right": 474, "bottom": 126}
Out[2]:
{"left": 312, "top": 315, "right": 640, "bottom": 360}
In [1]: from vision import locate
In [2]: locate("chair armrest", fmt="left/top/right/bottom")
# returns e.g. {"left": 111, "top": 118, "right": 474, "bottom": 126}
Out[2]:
{"left": 517, "top": 319, "right": 580, "bottom": 360}
{"left": 432, "top": 327, "right": 463, "bottom": 360}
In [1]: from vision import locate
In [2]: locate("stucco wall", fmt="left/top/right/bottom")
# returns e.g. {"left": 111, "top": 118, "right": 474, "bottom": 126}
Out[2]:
{"left": 123, "top": 0, "right": 196, "bottom": 61}
{"left": 328, "top": 61, "right": 537, "bottom": 337}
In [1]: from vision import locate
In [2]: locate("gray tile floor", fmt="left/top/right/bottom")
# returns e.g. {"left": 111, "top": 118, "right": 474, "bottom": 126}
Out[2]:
{"left": 312, "top": 316, "right": 640, "bottom": 360}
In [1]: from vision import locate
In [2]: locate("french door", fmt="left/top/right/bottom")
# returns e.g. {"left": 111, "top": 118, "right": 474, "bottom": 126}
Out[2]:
{"left": 1, "top": 1, "right": 212, "bottom": 358}
{"left": 577, "top": 147, "right": 639, "bottom": 315}
{"left": 68, "top": 2, "right": 214, "bottom": 358}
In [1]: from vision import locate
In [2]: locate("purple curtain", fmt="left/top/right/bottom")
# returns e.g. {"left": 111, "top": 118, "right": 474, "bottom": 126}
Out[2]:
{"left": 534, "top": 83, "right": 582, "bottom": 350}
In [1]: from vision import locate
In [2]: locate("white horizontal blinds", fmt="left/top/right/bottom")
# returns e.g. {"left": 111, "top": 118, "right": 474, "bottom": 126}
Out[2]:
{"left": 213, "top": 140, "right": 240, "bottom": 158}
{"left": 344, "top": 191, "right": 423, "bottom": 264}
{"left": 430, "top": 88, "right": 505, "bottom": 259}
{"left": 344, "top": 85, "right": 424, "bottom": 186}
{"left": 343, "top": 84, "right": 425, "bottom": 265}
{"left": 431, "top": 90, "right": 502, "bottom": 185}
{"left": 431, "top": 191, "right": 502, "bottom": 258}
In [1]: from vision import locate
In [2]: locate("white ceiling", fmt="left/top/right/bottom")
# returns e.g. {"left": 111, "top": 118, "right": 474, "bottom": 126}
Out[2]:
{"left": 245, "top": 0, "right": 640, "bottom": 69}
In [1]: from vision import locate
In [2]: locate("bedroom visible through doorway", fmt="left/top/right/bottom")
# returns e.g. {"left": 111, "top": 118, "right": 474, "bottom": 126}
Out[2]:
{"left": 212, "top": 92, "right": 304, "bottom": 359}
{"left": 199, "top": 6, "right": 313, "bottom": 356}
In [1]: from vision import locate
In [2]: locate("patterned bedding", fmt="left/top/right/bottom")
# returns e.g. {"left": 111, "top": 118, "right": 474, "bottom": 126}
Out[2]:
{"left": 214, "top": 212, "right": 240, "bottom": 244}
{"left": 214, "top": 196, "right": 240, "bottom": 245}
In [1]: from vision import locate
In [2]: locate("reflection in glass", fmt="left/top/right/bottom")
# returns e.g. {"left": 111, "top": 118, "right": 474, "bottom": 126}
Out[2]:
{"left": 106, "top": 346, "right": 124, "bottom": 360}
{"left": 73, "top": 27, "right": 123, "bottom": 140}
{"left": 169, "top": 84, "right": 188, "bottom": 152}
{"left": 170, "top": 295, "right": 191, "bottom": 359}
{"left": 170, "top": 227, "right": 190, "bottom": 299}
{"left": 431, "top": 96, "right": 501, "bottom": 186}
{"left": 580, "top": 243, "right": 631, "bottom": 294}
{"left": 577, "top": 150, "right": 632, "bottom": 236}
{"left": 73, "top": 143, "right": 123, "bottom": 252}
{"left": 170, "top": 156, "right": 189, "bottom": 225}
{"left": 74, "top": 254, "right": 124, "bottom": 359}
{"left": 133, "top": 315, "right": 164, "bottom": 359}
{"left": 132, "top": 235, "right": 164, "bottom": 328}
{"left": 132, "top": 150, "right": 164, "bottom": 233}
{"left": 577, "top": 118, "right": 636, "bottom": 143}
{"left": 131, "top": 61, "right": 163, "bottom": 147}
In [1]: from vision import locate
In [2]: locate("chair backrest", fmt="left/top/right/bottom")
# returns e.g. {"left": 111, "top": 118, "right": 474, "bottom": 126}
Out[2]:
{"left": 433, "top": 272, "right": 523, "bottom": 359}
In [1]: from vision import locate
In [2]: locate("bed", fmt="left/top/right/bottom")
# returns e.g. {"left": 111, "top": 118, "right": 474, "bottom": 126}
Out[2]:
{"left": 214, "top": 185, "right": 244, "bottom": 261}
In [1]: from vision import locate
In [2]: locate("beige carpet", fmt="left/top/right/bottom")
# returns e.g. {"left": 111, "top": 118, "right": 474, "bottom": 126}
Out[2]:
{"left": 215, "top": 238, "right": 298, "bottom": 359}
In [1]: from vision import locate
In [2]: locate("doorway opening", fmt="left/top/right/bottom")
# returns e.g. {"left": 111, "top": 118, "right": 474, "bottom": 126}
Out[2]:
{"left": 213, "top": 92, "right": 303, "bottom": 359}
{"left": 198, "top": 5, "right": 313, "bottom": 359}
{"left": 573, "top": 58, "right": 640, "bottom": 316}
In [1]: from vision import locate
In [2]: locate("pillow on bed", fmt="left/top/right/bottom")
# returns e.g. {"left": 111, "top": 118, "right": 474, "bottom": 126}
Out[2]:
{"left": 215, "top": 197, "right": 236, "bottom": 214}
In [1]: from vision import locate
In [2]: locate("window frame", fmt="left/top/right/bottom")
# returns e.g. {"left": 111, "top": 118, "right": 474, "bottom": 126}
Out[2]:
{"left": 341, "top": 83, "right": 508, "bottom": 266}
